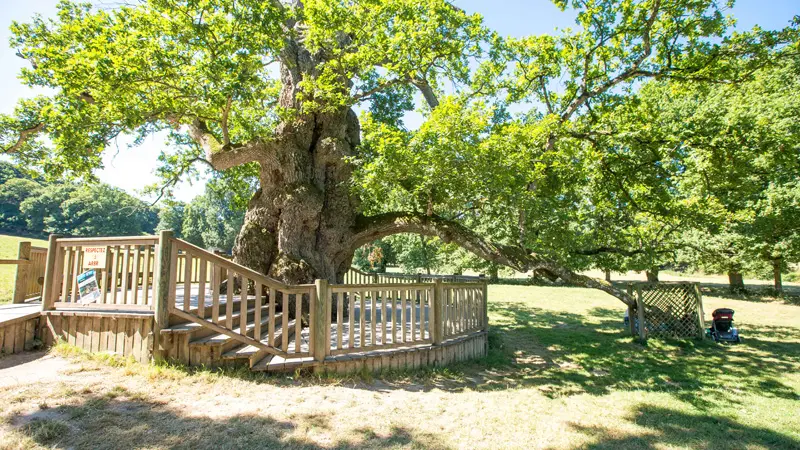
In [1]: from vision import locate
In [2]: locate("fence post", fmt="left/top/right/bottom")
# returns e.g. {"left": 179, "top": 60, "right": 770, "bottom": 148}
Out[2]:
{"left": 432, "top": 279, "right": 443, "bottom": 345}
{"left": 153, "top": 230, "right": 174, "bottom": 360}
{"left": 313, "top": 279, "right": 329, "bottom": 362}
{"left": 635, "top": 284, "right": 646, "bottom": 341}
{"left": 40, "top": 234, "right": 61, "bottom": 311}
{"left": 482, "top": 280, "right": 489, "bottom": 331}
{"left": 12, "top": 241, "right": 31, "bottom": 304}
{"left": 626, "top": 284, "right": 636, "bottom": 337}
{"left": 694, "top": 283, "right": 706, "bottom": 339}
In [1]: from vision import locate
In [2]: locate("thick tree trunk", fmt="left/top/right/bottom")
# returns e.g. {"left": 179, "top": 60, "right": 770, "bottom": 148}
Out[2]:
{"left": 728, "top": 271, "right": 745, "bottom": 293}
{"left": 232, "top": 43, "right": 361, "bottom": 285}
{"left": 646, "top": 269, "right": 659, "bottom": 283}
{"left": 604, "top": 269, "right": 611, "bottom": 282}
{"left": 773, "top": 259, "right": 783, "bottom": 293}
{"left": 489, "top": 265, "right": 500, "bottom": 283}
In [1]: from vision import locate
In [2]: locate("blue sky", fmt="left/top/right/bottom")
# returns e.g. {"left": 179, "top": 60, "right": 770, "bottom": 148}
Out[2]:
{"left": 1, "top": 0, "right": 797, "bottom": 203}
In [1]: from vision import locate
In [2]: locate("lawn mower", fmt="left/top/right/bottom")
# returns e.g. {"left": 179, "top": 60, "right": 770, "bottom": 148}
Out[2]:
{"left": 706, "top": 308, "right": 742, "bottom": 343}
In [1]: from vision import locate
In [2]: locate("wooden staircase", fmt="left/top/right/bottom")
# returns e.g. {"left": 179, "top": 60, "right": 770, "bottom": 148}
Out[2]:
{"left": 160, "top": 298, "right": 300, "bottom": 371}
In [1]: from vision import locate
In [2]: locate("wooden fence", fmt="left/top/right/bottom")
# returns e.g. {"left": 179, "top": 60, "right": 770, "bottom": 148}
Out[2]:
{"left": 316, "top": 279, "right": 487, "bottom": 358}
{"left": 0, "top": 241, "right": 48, "bottom": 303}
{"left": 344, "top": 267, "right": 485, "bottom": 285}
{"left": 35, "top": 232, "right": 488, "bottom": 367}
{"left": 159, "top": 235, "right": 314, "bottom": 359}
{"left": 627, "top": 282, "right": 705, "bottom": 340}
{"left": 43, "top": 235, "right": 160, "bottom": 311}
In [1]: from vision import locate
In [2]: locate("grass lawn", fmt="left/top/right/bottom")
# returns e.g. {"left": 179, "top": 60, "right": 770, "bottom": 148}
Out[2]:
{"left": 0, "top": 234, "right": 48, "bottom": 304}
{"left": 1, "top": 285, "right": 798, "bottom": 449}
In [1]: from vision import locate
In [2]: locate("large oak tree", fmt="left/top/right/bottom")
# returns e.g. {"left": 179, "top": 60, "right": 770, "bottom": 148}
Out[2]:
{"left": 1, "top": 0, "right": 794, "bottom": 305}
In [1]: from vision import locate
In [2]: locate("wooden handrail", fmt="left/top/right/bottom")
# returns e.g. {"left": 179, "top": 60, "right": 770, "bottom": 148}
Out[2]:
{"left": 171, "top": 238, "right": 313, "bottom": 292}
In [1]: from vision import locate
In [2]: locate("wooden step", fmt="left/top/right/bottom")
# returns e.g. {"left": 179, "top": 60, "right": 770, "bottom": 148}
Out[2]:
{"left": 250, "top": 354, "right": 316, "bottom": 372}
{"left": 221, "top": 319, "right": 297, "bottom": 366}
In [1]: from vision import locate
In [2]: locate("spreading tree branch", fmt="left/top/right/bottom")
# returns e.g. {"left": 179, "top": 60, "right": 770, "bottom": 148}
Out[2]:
{"left": 349, "top": 212, "right": 634, "bottom": 305}
{"left": 1, "top": 123, "right": 44, "bottom": 154}
{"left": 187, "top": 119, "right": 272, "bottom": 171}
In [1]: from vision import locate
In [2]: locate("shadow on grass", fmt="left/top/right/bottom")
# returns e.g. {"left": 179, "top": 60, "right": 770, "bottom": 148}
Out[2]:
{"left": 457, "top": 301, "right": 800, "bottom": 407}
{"left": 9, "top": 393, "right": 450, "bottom": 450}
{"left": 569, "top": 404, "right": 800, "bottom": 449}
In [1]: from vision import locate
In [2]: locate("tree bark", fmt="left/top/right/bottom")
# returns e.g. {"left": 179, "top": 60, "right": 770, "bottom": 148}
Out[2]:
{"left": 604, "top": 269, "right": 612, "bottom": 282}
{"left": 728, "top": 271, "right": 745, "bottom": 293}
{"left": 646, "top": 269, "right": 659, "bottom": 283}
{"left": 773, "top": 259, "right": 783, "bottom": 293}
{"left": 231, "top": 41, "right": 361, "bottom": 286}
{"left": 489, "top": 265, "right": 500, "bottom": 283}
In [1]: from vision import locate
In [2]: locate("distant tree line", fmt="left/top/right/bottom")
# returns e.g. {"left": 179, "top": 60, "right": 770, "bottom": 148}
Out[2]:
{"left": 0, "top": 161, "right": 244, "bottom": 253}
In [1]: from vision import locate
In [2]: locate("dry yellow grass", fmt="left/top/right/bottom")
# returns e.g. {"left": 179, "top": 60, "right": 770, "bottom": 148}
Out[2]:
{"left": 0, "top": 285, "right": 798, "bottom": 449}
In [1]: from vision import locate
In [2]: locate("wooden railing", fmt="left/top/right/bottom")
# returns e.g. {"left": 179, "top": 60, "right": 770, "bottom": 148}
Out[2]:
{"left": 1, "top": 241, "right": 48, "bottom": 303}
{"left": 43, "top": 236, "right": 159, "bottom": 310}
{"left": 161, "top": 235, "right": 313, "bottom": 359}
{"left": 38, "top": 232, "right": 488, "bottom": 363}
{"left": 344, "top": 267, "right": 485, "bottom": 285}
{"left": 316, "top": 279, "right": 488, "bottom": 358}
{"left": 441, "top": 283, "right": 487, "bottom": 339}
{"left": 325, "top": 283, "right": 434, "bottom": 355}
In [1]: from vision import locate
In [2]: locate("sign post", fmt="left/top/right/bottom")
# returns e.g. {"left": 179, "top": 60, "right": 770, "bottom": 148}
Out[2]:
{"left": 82, "top": 246, "right": 108, "bottom": 270}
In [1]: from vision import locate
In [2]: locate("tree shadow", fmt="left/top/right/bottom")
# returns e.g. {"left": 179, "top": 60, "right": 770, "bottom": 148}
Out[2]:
{"left": 8, "top": 393, "right": 451, "bottom": 450}
{"left": 567, "top": 404, "right": 800, "bottom": 449}
{"left": 460, "top": 301, "right": 800, "bottom": 408}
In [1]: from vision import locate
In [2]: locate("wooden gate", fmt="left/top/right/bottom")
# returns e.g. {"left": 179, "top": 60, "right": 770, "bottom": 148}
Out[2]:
{"left": 627, "top": 282, "right": 705, "bottom": 340}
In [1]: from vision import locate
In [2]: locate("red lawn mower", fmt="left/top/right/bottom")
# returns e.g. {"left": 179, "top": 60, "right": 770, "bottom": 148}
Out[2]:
{"left": 706, "top": 308, "right": 742, "bottom": 343}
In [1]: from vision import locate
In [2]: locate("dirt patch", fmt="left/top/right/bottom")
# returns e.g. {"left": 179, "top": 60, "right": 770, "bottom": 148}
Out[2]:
{"left": 0, "top": 352, "right": 79, "bottom": 388}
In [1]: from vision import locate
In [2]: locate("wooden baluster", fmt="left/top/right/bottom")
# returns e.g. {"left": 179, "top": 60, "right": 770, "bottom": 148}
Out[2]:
{"left": 336, "top": 292, "right": 343, "bottom": 350}
{"left": 109, "top": 246, "right": 120, "bottom": 304}
{"left": 60, "top": 247, "right": 72, "bottom": 303}
{"left": 390, "top": 289, "right": 396, "bottom": 343}
{"left": 253, "top": 281, "right": 262, "bottom": 342}
{"left": 295, "top": 292, "right": 302, "bottom": 353}
{"left": 401, "top": 288, "right": 407, "bottom": 343}
{"left": 98, "top": 246, "right": 110, "bottom": 304}
{"left": 348, "top": 290, "right": 355, "bottom": 350}
{"left": 168, "top": 243, "right": 178, "bottom": 313}
{"left": 120, "top": 246, "right": 131, "bottom": 305}
{"left": 183, "top": 252, "right": 192, "bottom": 312}
{"left": 131, "top": 246, "right": 141, "bottom": 305}
{"left": 197, "top": 259, "right": 207, "bottom": 318}
{"left": 380, "top": 290, "right": 387, "bottom": 345}
{"left": 282, "top": 290, "right": 290, "bottom": 351}
{"left": 211, "top": 264, "right": 221, "bottom": 324}
{"left": 141, "top": 245, "right": 151, "bottom": 305}
{"left": 71, "top": 247, "right": 82, "bottom": 303}
{"left": 371, "top": 290, "right": 377, "bottom": 347}
{"left": 268, "top": 287, "right": 276, "bottom": 346}
{"left": 240, "top": 276, "right": 249, "bottom": 335}
{"left": 359, "top": 289, "right": 365, "bottom": 349}
{"left": 226, "top": 270, "right": 234, "bottom": 330}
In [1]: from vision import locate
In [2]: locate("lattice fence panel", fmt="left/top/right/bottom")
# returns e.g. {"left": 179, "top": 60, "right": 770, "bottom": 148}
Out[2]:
{"left": 633, "top": 283, "right": 703, "bottom": 339}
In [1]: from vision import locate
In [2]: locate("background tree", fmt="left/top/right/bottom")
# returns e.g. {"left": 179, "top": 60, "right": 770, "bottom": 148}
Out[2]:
{"left": 1, "top": 0, "right": 795, "bottom": 305}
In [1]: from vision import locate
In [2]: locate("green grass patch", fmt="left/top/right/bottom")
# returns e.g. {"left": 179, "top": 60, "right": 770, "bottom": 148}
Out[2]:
{"left": 0, "top": 233, "right": 48, "bottom": 304}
